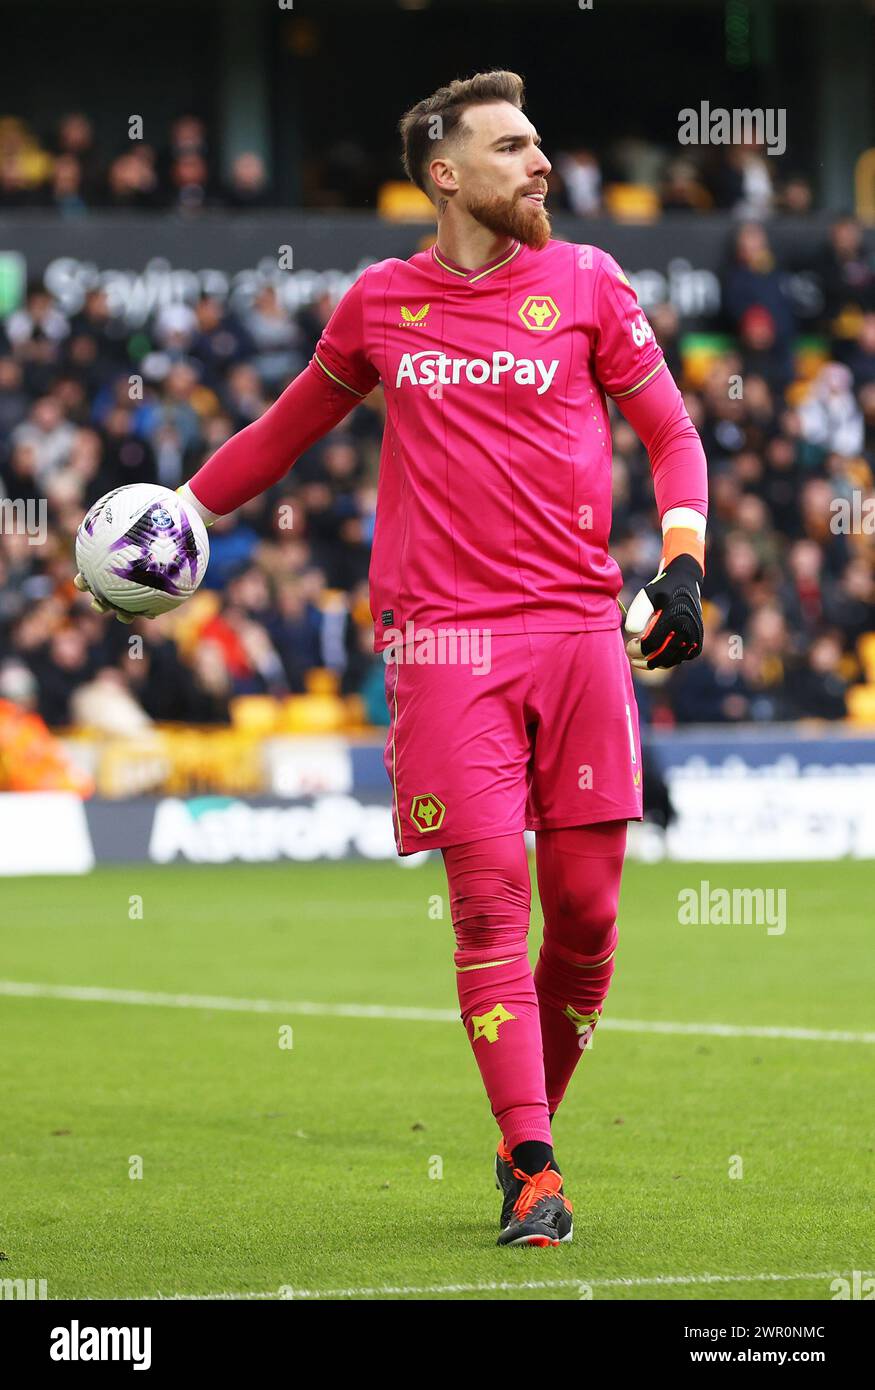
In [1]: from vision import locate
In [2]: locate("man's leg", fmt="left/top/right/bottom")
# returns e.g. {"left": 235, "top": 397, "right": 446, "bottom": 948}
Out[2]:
{"left": 533, "top": 819, "right": 627, "bottom": 1116}
{"left": 443, "top": 831, "right": 574, "bottom": 1244}
{"left": 441, "top": 831, "right": 555, "bottom": 1167}
{"left": 525, "top": 629, "right": 642, "bottom": 1117}
{"left": 381, "top": 638, "right": 573, "bottom": 1240}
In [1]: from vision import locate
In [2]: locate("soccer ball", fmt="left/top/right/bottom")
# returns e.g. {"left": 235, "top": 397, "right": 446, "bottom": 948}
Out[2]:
{"left": 75, "top": 484, "right": 210, "bottom": 618}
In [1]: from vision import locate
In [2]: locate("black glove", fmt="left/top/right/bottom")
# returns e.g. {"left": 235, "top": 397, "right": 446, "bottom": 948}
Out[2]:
{"left": 624, "top": 553, "right": 704, "bottom": 670}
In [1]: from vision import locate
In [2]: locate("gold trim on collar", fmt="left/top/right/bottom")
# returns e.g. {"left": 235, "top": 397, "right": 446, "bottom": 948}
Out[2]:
{"left": 432, "top": 241, "right": 522, "bottom": 283}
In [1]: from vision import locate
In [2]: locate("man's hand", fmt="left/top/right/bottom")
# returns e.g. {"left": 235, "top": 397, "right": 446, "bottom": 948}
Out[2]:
{"left": 73, "top": 571, "right": 139, "bottom": 624}
{"left": 624, "top": 553, "right": 704, "bottom": 671}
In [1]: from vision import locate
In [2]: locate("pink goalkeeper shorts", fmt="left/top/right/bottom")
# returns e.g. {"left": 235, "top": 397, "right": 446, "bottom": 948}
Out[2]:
{"left": 382, "top": 627, "right": 644, "bottom": 856}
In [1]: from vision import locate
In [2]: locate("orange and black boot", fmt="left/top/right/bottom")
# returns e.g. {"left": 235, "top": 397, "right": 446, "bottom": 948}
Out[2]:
{"left": 496, "top": 1163, "right": 573, "bottom": 1247}
{"left": 495, "top": 1139, "right": 524, "bottom": 1230}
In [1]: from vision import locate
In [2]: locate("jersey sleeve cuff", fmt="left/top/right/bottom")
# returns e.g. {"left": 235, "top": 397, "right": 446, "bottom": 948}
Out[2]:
{"left": 177, "top": 482, "right": 220, "bottom": 526}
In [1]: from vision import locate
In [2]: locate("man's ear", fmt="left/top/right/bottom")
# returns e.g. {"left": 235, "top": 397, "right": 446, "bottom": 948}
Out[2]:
{"left": 428, "top": 156, "right": 459, "bottom": 201}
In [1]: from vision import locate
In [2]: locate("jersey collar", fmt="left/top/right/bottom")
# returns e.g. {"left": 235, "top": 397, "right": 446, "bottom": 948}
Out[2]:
{"left": 432, "top": 238, "right": 523, "bottom": 285}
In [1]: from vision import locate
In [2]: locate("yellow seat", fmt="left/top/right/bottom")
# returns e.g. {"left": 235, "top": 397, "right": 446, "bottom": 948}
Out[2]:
{"left": 229, "top": 696, "right": 281, "bottom": 735}
{"left": 377, "top": 180, "right": 434, "bottom": 222}
{"left": 857, "top": 633, "right": 875, "bottom": 684}
{"left": 603, "top": 183, "right": 660, "bottom": 223}
{"left": 280, "top": 694, "right": 348, "bottom": 734}
{"left": 846, "top": 684, "right": 875, "bottom": 725}
{"left": 794, "top": 345, "right": 830, "bottom": 382}
{"left": 854, "top": 147, "right": 875, "bottom": 225}
{"left": 305, "top": 667, "right": 340, "bottom": 696}
{"left": 679, "top": 335, "right": 735, "bottom": 390}
{"left": 343, "top": 693, "right": 368, "bottom": 730}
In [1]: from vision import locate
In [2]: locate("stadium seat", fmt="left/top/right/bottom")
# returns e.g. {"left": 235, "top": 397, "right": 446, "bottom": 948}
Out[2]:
{"left": 830, "top": 305, "right": 865, "bottom": 342}
{"left": 305, "top": 667, "right": 340, "bottom": 695}
{"left": 679, "top": 334, "right": 736, "bottom": 389}
{"left": 280, "top": 694, "right": 349, "bottom": 733}
{"left": 602, "top": 183, "right": 660, "bottom": 222}
{"left": 854, "top": 147, "right": 875, "bottom": 224}
{"left": 857, "top": 633, "right": 875, "bottom": 684}
{"left": 377, "top": 180, "right": 435, "bottom": 221}
{"left": 343, "top": 693, "right": 368, "bottom": 730}
{"left": 229, "top": 695, "right": 281, "bottom": 734}
{"left": 793, "top": 339, "right": 830, "bottom": 381}
{"left": 846, "top": 684, "right": 875, "bottom": 725}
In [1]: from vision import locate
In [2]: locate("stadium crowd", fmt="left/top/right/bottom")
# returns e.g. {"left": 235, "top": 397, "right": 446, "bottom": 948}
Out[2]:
{"left": 0, "top": 111, "right": 818, "bottom": 218}
{"left": 1, "top": 216, "right": 875, "bottom": 735}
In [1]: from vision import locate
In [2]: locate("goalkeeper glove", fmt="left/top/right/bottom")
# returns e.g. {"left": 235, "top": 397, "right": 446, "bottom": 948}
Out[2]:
{"left": 73, "top": 571, "right": 140, "bottom": 624}
{"left": 624, "top": 551, "right": 704, "bottom": 671}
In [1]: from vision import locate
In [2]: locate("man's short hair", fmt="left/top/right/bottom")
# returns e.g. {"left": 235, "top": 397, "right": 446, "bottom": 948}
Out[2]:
{"left": 398, "top": 70, "right": 525, "bottom": 200}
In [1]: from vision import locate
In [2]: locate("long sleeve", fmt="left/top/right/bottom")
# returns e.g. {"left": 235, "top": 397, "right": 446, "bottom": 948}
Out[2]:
{"left": 185, "top": 360, "right": 364, "bottom": 517}
{"left": 186, "top": 270, "right": 380, "bottom": 518}
{"left": 616, "top": 363, "right": 708, "bottom": 569}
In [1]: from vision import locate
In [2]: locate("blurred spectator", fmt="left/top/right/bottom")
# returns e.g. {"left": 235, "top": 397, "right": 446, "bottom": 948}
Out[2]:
{"left": 710, "top": 143, "right": 775, "bottom": 219}
{"left": 10, "top": 396, "right": 76, "bottom": 480}
{"left": 661, "top": 157, "right": 713, "bottom": 212}
{"left": 723, "top": 222, "right": 795, "bottom": 345}
{"left": 817, "top": 216, "right": 875, "bottom": 326}
{"left": 30, "top": 624, "right": 95, "bottom": 726}
{"left": 6, "top": 285, "right": 70, "bottom": 370}
{"left": 649, "top": 302, "right": 683, "bottom": 379}
{"left": 555, "top": 148, "right": 602, "bottom": 216}
{"left": 843, "top": 313, "right": 875, "bottom": 391}
{"left": 42, "top": 154, "right": 88, "bottom": 217}
{"left": 104, "top": 145, "right": 161, "bottom": 209}
{"left": 798, "top": 363, "right": 864, "bottom": 459}
{"left": 265, "top": 577, "right": 323, "bottom": 690}
{"left": 226, "top": 152, "right": 271, "bottom": 209}
{"left": 190, "top": 294, "right": 255, "bottom": 387}
{"left": 785, "top": 630, "right": 848, "bottom": 720}
{"left": 672, "top": 630, "right": 753, "bottom": 724}
{"left": 169, "top": 152, "right": 212, "bottom": 213}
{"left": 0, "top": 357, "right": 29, "bottom": 442}
{"left": 243, "top": 287, "right": 304, "bottom": 388}
{"left": 777, "top": 175, "right": 814, "bottom": 216}
{"left": 1, "top": 245, "right": 873, "bottom": 737}
{"left": 52, "top": 112, "right": 100, "bottom": 199}
{"left": 70, "top": 666, "right": 153, "bottom": 735}
{"left": 201, "top": 511, "right": 260, "bottom": 590}
{"left": 737, "top": 305, "right": 794, "bottom": 397}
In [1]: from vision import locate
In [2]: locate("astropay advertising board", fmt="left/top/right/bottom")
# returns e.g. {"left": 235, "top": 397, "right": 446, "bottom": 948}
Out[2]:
{"left": 1, "top": 732, "right": 875, "bottom": 871}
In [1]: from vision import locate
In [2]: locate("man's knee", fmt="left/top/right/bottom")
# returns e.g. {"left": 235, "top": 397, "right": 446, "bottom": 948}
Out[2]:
{"left": 442, "top": 833, "right": 531, "bottom": 950}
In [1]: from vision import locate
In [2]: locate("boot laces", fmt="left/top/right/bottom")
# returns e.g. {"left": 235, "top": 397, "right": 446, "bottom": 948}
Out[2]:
{"left": 510, "top": 1163, "right": 572, "bottom": 1219}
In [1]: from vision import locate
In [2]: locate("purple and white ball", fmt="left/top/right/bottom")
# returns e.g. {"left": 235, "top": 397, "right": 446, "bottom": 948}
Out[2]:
{"left": 75, "top": 484, "right": 210, "bottom": 618}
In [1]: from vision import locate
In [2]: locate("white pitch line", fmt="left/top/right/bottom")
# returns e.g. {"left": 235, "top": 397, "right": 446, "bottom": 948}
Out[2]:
{"left": 0, "top": 980, "right": 455, "bottom": 1022}
{"left": 0, "top": 980, "right": 873, "bottom": 1044}
{"left": 144, "top": 1270, "right": 874, "bottom": 1300}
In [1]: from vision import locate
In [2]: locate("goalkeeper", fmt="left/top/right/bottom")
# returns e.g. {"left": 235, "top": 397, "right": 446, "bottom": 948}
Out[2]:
{"left": 77, "top": 69, "right": 707, "bottom": 1248}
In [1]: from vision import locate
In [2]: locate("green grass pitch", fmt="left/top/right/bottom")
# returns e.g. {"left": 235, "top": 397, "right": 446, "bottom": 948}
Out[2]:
{"left": 0, "top": 857, "right": 872, "bottom": 1301}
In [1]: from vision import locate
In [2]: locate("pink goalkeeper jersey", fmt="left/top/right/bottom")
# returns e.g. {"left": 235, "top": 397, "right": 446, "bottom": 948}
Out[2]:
{"left": 312, "top": 237, "right": 667, "bottom": 651}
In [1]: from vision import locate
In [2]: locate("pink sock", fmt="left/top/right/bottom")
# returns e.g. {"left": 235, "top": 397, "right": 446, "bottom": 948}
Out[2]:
{"left": 443, "top": 834, "right": 552, "bottom": 1150}
{"left": 533, "top": 821, "right": 627, "bottom": 1114}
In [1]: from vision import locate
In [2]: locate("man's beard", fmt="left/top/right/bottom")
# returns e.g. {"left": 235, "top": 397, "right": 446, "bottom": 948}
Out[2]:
{"left": 463, "top": 187, "right": 552, "bottom": 250}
